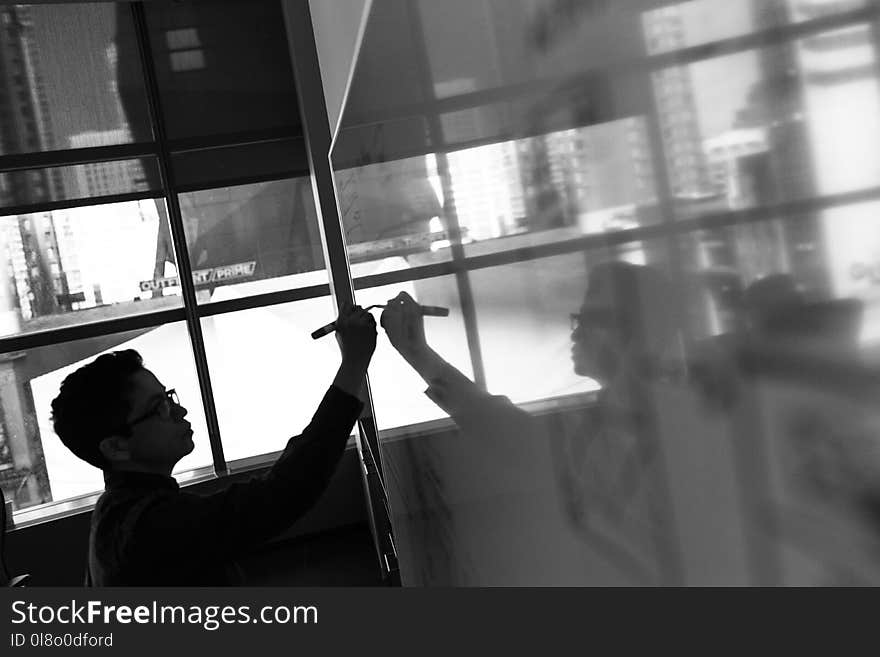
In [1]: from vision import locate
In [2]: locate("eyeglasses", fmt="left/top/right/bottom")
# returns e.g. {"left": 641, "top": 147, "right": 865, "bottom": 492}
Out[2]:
{"left": 127, "top": 389, "right": 179, "bottom": 428}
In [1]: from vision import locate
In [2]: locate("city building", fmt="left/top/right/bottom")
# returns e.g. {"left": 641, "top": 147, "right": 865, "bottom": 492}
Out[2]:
{"left": 0, "top": 5, "right": 68, "bottom": 324}
{"left": 643, "top": 5, "right": 716, "bottom": 200}
{"left": 65, "top": 129, "right": 145, "bottom": 199}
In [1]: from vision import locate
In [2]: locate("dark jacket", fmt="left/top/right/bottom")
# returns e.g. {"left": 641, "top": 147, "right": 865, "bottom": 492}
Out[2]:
{"left": 88, "top": 385, "right": 362, "bottom": 585}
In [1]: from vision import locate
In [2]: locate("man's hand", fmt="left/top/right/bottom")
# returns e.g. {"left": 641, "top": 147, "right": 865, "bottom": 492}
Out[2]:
{"left": 335, "top": 301, "right": 377, "bottom": 368}
{"left": 380, "top": 291, "right": 446, "bottom": 382}
{"left": 380, "top": 292, "right": 429, "bottom": 361}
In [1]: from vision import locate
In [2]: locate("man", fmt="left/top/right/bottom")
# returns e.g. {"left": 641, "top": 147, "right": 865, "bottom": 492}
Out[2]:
{"left": 380, "top": 262, "right": 680, "bottom": 428}
{"left": 379, "top": 262, "right": 682, "bottom": 584}
{"left": 51, "top": 302, "right": 376, "bottom": 586}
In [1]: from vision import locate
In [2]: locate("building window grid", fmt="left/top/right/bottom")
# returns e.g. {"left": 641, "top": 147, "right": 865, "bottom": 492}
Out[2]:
{"left": 0, "top": 1, "right": 875, "bottom": 523}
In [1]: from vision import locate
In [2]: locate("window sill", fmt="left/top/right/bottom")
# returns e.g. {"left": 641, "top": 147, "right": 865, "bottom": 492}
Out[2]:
{"left": 376, "top": 389, "right": 599, "bottom": 443}
{"left": 8, "top": 440, "right": 361, "bottom": 532}
{"left": 9, "top": 463, "right": 219, "bottom": 532}
{"left": 8, "top": 391, "right": 594, "bottom": 531}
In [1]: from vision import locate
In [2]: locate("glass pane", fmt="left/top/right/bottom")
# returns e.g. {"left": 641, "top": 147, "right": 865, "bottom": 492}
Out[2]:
{"left": 200, "top": 297, "right": 342, "bottom": 465}
{"left": 343, "top": 0, "right": 641, "bottom": 132}
{"left": 644, "top": 0, "right": 760, "bottom": 54}
{"left": 677, "top": 198, "right": 880, "bottom": 584}
{"left": 452, "top": 120, "right": 659, "bottom": 257}
{"left": 337, "top": 154, "right": 450, "bottom": 274}
{"left": 144, "top": 0, "right": 301, "bottom": 140}
{"left": 171, "top": 139, "right": 308, "bottom": 189}
{"left": 2, "top": 321, "right": 212, "bottom": 515}
{"left": 177, "top": 179, "right": 326, "bottom": 304}
{"left": 659, "top": 25, "right": 880, "bottom": 216}
{"left": 679, "top": 200, "right": 880, "bottom": 349}
{"left": 340, "top": 2, "right": 649, "bottom": 164}
{"left": 0, "top": 199, "right": 184, "bottom": 339}
{"left": 0, "top": 159, "right": 160, "bottom": 207}
{"left": 337, "top": 0, "right": 880, "bottom": 586}
{"left": 355, "top": 273, "right": 471, "bottom": 431}
{"left": 0, "top": 4, "right": 151, "bottom": 154}
{"left": 468, "top": 252, "right": 603, "bottom": 404}
{"left": 363, "top": 250, "right": 689, "bottom": 586}
{"left": 789, "top": 0, "right": 869, "bottom": 22}
{"left": 642, "top": 0, "right": 868, "bottom": 55}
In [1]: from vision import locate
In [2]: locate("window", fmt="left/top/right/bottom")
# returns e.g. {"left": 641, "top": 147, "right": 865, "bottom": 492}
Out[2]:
{"left": 0, "top": 1, "right": 328, "bottom": 524}
{"left": 331, "top": 0, "right": 880, "bottom": 585}
{"left": 170, "top": 50, "right": 205, "bottom": 72}
{"left": 7, "top": 323, "right": 212, "bottom": 515}
{"left": 144, "top": 0, "right": 301, "bottom": 140}
{"left": 165, "top": 27, "right": 200, "bottom": 50}
{"left": 4, "top": 0, "right": 879, "bottom": 584}
{"left": 165, "top": 27, "right": 205, "bottom": 71}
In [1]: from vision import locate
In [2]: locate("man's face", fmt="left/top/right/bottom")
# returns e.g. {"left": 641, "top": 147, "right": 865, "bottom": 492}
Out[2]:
{"left": 570, "top": 283, "right": 626, "bottom": 384}
{"left": 122, "top": 369, "right": 193, "bottom": 468}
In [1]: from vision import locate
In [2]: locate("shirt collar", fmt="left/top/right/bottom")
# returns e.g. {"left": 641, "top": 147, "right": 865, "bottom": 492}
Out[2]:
{"left": 103, "top": 469, "right": 179, "bottom": 492}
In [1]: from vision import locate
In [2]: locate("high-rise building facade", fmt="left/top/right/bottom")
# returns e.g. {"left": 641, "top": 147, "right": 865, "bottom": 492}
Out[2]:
{"left": 643, "top": 5, "right": 715, "bottom": 201}
{"left": 0, "top": 6, "right": 68, "bottom": 322}
{"left": 66, "top": 129, "right": 145, "bottom": 198}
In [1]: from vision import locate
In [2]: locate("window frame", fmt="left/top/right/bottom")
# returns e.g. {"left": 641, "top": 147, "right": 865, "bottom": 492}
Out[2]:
{"left": 334, "top": 0, "right": 880, "bottom": 386}
{"left": 326, "top": 0, "right": 880, "bottom": 563}
{"left": 0, "top": 1, "right": 333, "bottom": 526}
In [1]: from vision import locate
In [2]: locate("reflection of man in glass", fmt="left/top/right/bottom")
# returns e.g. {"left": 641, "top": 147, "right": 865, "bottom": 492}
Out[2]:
{"left": 50, "top": 303, "right": 376, "bottom": 585}
{"left": 571, "top": 262, "right": 681, "bottom": 389}
{"left": 562, "top": 262, "right": 681, "bottom": 581}
{"left": 381, "top": 261, "right": 681, "bottom": 583}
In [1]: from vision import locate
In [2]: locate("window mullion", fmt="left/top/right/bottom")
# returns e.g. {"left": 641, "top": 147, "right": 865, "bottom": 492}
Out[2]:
{"left": 404, "top": 2, "right": 487, "bottom": 391}
{"left": 282, "top": 0, "right": 398, "bottom": 585}
{"left": 129, "top": 1, "right": 227, "bottom": 476}
{"left": 0, "top": 142, "right": 158, "bottom": 174}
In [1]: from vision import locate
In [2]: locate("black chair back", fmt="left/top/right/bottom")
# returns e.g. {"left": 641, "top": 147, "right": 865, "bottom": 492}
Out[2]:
{"left": 0, "top": 487, "right": 30, "bottom": 587}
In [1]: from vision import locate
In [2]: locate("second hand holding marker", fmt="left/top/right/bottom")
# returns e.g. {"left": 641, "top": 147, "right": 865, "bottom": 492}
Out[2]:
{"left": 311, "top": 304, "right": 449, "bottom": 339}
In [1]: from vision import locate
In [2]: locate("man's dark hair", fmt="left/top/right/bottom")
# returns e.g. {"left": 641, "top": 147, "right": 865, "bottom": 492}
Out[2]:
{"left": 587, "top": 261, "right": 681, "bottom": 351}
{"left": 51, "top": 349, "right": 145, "bottom": 470}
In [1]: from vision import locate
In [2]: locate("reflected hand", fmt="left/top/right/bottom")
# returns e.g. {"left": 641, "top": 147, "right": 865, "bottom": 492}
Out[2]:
{"left": 335, "top": 300, "right": 377, "bottom": 368}
{"left": 380, "top": 292, "right": 429, "bottom": 360}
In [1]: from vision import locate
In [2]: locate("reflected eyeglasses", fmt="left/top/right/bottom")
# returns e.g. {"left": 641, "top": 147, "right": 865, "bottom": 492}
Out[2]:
{"left": 127, "top": 389, "right": 179, "bottom": 428}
